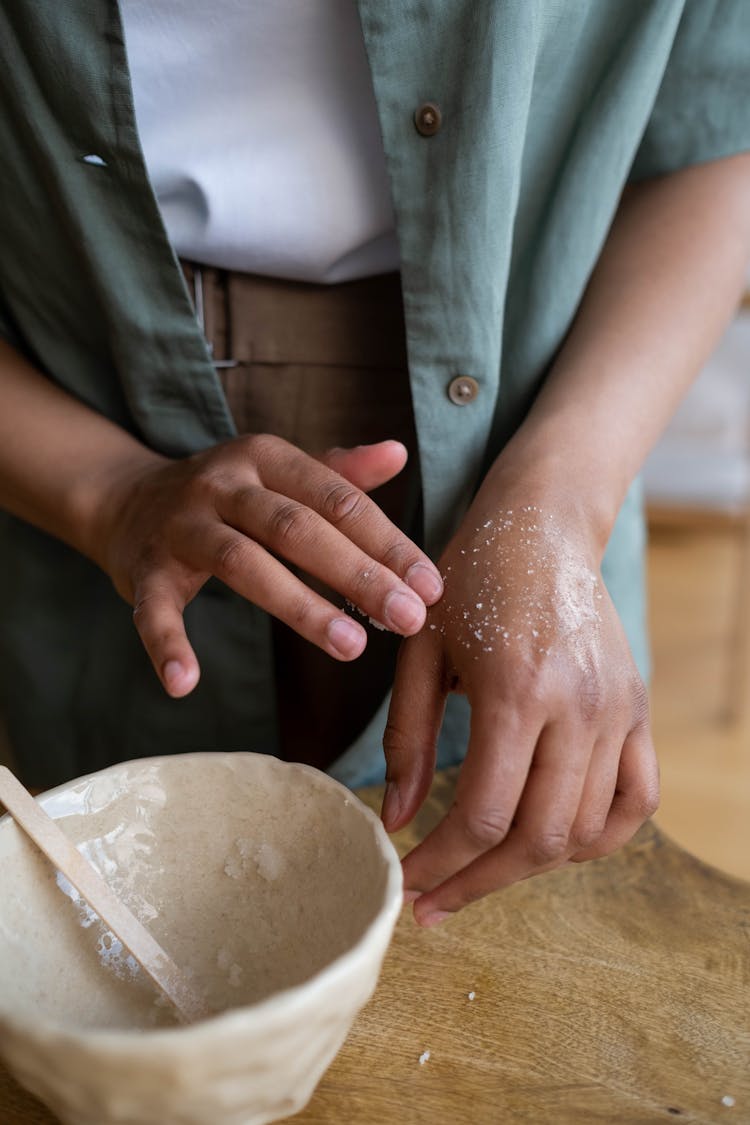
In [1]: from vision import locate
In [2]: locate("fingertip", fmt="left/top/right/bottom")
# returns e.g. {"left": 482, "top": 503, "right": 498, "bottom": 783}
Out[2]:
{"left": 321, "top": 440, "right": 407, "bottom": 491}
{"left": 379, "top": 440, "right": 409, "bottom": 476}
{"left": 417, "top": 909, "right": 452, "bottom": 929}
{"left": 405, "top": 562, "right": 443, "bottom": 605}
{"left": 382, "top": 778, "right": 429, "bottom": 833}
{"left": 378, "top": 439, "right": 408, "bottom": 460}
{"left": 383, "top": 589, "right": 426, "bottom": 635}
{"left": 380, "top": 780, "right": 402, "bottom": 831}
{"left": 162, "top": 659, "right": 200, "bottom": 698}
{"left": 326, "top": 617, "right": 367, "bottom": 660}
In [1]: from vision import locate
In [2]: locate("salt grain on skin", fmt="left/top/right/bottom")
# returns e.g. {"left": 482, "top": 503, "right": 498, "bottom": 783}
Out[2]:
{"left": 432, "top": 506, "right": 602, "bottom": 662}
{"left": 342, "top": 597, "right": 390, "bottom": 633}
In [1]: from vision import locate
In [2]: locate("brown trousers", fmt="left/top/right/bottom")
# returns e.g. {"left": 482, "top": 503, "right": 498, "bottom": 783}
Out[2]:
{"left": 181, "top": 264, "right": 419, "bottom": 770}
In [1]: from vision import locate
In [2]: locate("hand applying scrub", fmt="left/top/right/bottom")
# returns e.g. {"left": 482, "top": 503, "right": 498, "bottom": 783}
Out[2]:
{"left": 382, "top": 152, "right": 750, "bottom": 922}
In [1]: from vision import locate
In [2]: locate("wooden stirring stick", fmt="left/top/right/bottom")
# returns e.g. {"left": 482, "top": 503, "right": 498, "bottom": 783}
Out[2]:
{"left": 0, "top": 766, "right": 211, "bottom": 1025}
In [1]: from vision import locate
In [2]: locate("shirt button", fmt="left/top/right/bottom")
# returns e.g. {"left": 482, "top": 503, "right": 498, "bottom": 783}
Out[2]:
{"left": 414, "top": 102, "right": 442, "bottom": 137}
{"left": 447, "top": 376, "right": 479, "bottom": 405}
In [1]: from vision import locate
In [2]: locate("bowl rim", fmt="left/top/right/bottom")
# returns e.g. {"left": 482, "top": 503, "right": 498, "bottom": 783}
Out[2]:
{"left": 0, "top": 751, "right": 403, "bottom": 1050}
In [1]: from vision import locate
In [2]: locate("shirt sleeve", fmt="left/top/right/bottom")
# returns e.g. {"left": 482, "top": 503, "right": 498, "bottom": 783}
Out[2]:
{"left": 630, "top": 0, "right": 750, "bottom": 181}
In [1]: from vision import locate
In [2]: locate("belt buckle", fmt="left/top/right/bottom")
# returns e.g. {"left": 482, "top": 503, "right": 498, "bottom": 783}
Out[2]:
{"left": 191, "top": 265, "right": 239, "bottom": 370}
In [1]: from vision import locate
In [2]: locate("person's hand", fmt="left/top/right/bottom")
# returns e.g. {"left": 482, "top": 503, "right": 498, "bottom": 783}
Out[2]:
{"left": 89, "top": 435, "right": 443, "bottom": 696}
{"left": 381, "top": 470, "right": 658, "bottom": 926}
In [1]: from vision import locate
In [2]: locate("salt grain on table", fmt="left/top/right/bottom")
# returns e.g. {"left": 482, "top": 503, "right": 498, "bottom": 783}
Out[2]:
{"left": 418, "top": 1051, "right": 430, "bottom": 1065}
{"left": 467, "top": 991, "right": 476, "bottom": 1001}
{"left": 721, "top": 1095, "right": 736, "bottom": 1108}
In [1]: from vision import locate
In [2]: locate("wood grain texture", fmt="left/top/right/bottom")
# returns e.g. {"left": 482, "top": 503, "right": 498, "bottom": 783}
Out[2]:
{"left": 2, "top": 769, "right": 749, "bottom": 1125}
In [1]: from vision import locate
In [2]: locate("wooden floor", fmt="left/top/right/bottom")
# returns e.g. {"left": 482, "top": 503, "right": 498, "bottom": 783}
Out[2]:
{"left": 648, "top": 519, "right": 750, "bottom": 881}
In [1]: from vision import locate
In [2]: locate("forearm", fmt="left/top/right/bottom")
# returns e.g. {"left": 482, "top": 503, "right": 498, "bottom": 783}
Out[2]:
{"left": 492, "top": 151, "right": 750, "bottom": 551}
{"left": 0, "top": 339, "right": 164, "bottom": 560}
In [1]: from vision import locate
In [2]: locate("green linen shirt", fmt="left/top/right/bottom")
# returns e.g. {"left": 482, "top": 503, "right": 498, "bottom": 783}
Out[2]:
{"left": 0, "top": 1, "right": 749, "bottom": 789}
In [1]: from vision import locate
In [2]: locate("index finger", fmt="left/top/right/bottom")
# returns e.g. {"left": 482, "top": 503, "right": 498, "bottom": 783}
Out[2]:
{"left": 251, "top": 436, "right": 443, "bottom": 604}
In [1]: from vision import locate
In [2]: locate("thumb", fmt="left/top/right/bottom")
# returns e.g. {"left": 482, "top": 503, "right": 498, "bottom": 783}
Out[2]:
{"left": 320, "top": 440, "right": 408, "bottom": 493}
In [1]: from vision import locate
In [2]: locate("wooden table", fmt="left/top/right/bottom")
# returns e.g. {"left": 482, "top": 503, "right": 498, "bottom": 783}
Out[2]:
{"left": 3, "top": 769, "right": 749, "bottom": 1124}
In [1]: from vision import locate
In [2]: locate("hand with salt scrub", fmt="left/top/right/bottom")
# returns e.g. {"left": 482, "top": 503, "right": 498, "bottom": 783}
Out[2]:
{"left": 383, "top": 488, "right": 654, "bottom": 927}
{"left": 382, "top": 156, "right": 750, "bottom": 925}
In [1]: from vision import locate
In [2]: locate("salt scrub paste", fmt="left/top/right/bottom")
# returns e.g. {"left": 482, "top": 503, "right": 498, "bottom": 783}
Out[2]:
{"left": 431, "top": 506, "right": 603, "bottom": 661}
{"left": 224, "top": 838, "right": 287, "bottom": 883}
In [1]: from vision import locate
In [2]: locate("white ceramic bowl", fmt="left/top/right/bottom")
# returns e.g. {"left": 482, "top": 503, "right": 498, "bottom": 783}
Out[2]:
{"left": 0, "top": 752, "right": 402, "bottom": 1125}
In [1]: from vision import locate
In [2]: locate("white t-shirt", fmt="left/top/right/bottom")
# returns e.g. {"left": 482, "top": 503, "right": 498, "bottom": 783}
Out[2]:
{"left": 119, "top": 0, "right": 400, "bottom": 282}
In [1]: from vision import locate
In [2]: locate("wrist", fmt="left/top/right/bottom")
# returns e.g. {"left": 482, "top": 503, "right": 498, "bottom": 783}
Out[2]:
{"left": 67, "top": 444, "right": 169, "bottom": 570}
{"left": 479, "top": 430, "right": 624, "bottom": 561}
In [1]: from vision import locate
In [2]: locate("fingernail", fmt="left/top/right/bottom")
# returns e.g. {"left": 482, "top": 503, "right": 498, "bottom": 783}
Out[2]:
{"left": 418, "top": 910, "right": 452, "bottom": 929}
{"left": 163, "top": 660, "right": 187, "bottom": 693}
{"left": 327, "top": 617, "right": 365, "bottom": 659}
{"left": 405, "top": 563, "right": 443, "bottom": 604}
{"left": 383, "top": 589, "right": 425, "bottom": 633}
{"left": 402, "top": 888, "right": 420, "bottom": 904}
{"left": 381, "top": 780, "right": 401, "bottom": 829}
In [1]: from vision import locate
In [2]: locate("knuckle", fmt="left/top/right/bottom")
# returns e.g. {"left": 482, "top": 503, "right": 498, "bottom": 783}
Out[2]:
{"left": 383, "top": 718, "right": 408, "bottom": 754}
{"left": 450, "top": 803, "right": 512, "bottom": 850}
{"left": 132, "top": 586, "right": 169, "bottom": 624}
{"left": 509, "top": 650, "right": 555, "bottom": 694}
{"left": 213, "top": 536, "right": 247, "bottom": 580}
{"left": 379, "top": 538, "right": 413, "bottom": 572}
{"left": 526, "top": 829, "right": 570, "bottom": 867}
{"left": 524, "top": 672, "right": 549, "bottom": 709}
{"left": 228, "top": 483, "right": 262, "bottom": 512}
{"left": 188, "top": 465, "right": 222, "bottom": 502}
{"left": 319, "top": 480, "right": 369, "bottom": 525}
{"left": 383, "top": 719, "right": 433, "bottom": 763}
{"left": 287, "top": 590, "right": 317, "bottom": 631}
{"left": 132, "top": 596, "right": 156, "bottom": 625}
{"left": 569, "top": 818, "right": 605, "bottom": 852}
{"left": 243, "top": 432, "right": 276, "bottom": 462}
{"left": 267, "top": 500, "right": 313, "bottom": 545}
{"left": 500, "top": 667, "right": 545, "bottom": 713}
{"left": 630, "top": 780, "right": 660, "bottom": 820}
{"left": 630, "top": 676, "right": 651, "bottom": 726}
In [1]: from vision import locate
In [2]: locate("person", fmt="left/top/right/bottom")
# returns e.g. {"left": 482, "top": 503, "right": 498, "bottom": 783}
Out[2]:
{"left": 0, "top": 1, "right": 749, "bottom": 928}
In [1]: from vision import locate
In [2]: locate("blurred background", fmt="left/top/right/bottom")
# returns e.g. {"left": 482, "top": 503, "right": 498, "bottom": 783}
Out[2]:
{"left": 644, "top": 277, "right": 750, "bottom": 881}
